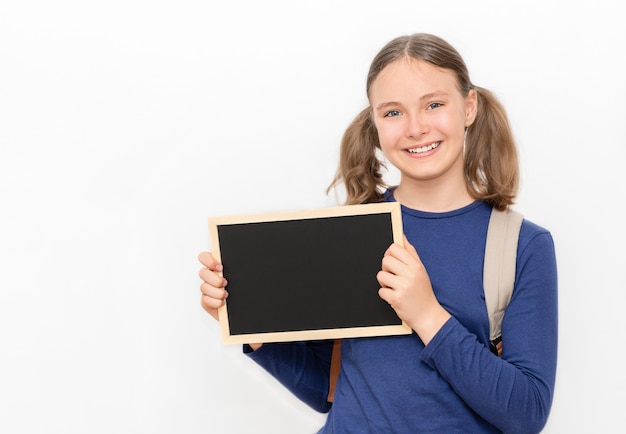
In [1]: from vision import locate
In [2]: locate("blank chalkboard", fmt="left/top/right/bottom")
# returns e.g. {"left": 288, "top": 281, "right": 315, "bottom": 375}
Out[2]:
{"left": 208, "top": 202, "right": 411, "bottom": 344}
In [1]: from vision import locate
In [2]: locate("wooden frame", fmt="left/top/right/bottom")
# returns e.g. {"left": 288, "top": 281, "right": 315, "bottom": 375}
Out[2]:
{"left": 208, "top": 202, "right": 411, "bottom": 344}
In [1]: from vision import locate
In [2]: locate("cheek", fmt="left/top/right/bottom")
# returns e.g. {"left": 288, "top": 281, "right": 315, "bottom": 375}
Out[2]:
{"left": 375, "top": 122, "right": 402, "bottom": 151}
{"left": 436, "top": 111, "right": 466, "bottom": 142}
{"left": 377, "top": 132, "right": 390, "bottom": 151}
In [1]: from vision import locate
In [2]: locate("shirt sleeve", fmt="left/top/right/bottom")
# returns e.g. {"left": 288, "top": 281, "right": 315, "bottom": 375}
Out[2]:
{"left": 245, "top": 339, "right": 334, "bottom": 413}
{"left": 421, "top": 231, "right": 558, "bottom": 434}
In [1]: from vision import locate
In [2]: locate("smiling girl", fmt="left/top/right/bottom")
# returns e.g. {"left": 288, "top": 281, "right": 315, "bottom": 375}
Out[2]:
{"left": 199, "top": 33, "right": 558, "bottom": 433}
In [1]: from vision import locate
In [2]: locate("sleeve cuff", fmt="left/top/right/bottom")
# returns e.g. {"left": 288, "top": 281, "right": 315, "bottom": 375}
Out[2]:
{"left": 420, "top": 316, "right": 458, "bottom": 365}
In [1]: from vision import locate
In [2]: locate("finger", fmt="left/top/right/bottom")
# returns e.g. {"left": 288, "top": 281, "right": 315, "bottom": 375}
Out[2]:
{"left": 200, "top": 295, "right": 221, "bottom": 320}
{"left": 377, "top": 269, "right": 400, "bottom": 291}
{"left": 200, "top": 282, "right": 229, "bottom": 300}
{"left": 200, "top": 283, "right": 228, "bottom": 319}
{"left": 383, "top": 241, "right": 423, "bottom": 276}
{"left": 378, "top": 286, "right": 396, "bottom": 307}
{"left": 402, "top": 235, "right": 420, "bottom": 258}
{"left": 380, "top": 253, "right": 406, "bottom": 275}
{"left": 199, "top": 267, "right": 228, "bottom": 288}
{"left": 384, "top": 242, "right": 415, "bottom": 265}
{"left": 200, "top": 292, "right": 226, "bottom": 309}
{"left": 198, "top": 251, "right": 223, "bottom": 272}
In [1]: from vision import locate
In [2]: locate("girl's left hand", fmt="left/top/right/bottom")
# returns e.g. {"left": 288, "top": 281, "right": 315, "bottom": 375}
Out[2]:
{"left": 377, "top": 236, "right": 451, "bottom": 345}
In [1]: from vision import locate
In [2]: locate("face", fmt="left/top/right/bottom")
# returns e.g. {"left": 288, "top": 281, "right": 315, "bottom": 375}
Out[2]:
{"left": 369, "top": 58, "right": 477, "bottom": 188}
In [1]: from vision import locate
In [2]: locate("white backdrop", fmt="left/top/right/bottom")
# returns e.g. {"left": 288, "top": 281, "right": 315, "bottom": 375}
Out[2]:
{"left": 1, "top": 1, "right": 624, "bottom": 433}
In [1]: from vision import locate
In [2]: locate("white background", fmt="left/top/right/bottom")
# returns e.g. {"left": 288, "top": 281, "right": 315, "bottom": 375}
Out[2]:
{"left": 1, "top": 1, "right": 624, "bottom": 433}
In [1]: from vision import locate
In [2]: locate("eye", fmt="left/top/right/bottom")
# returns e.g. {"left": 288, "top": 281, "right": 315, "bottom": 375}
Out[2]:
{"left": 384, "top": 110, "right": 401, "bottom": 117}
{"left": 427, "top": 102, "right": 443, "bottom": 110}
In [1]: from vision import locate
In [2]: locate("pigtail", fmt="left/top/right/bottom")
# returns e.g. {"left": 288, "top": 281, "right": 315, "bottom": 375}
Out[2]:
{"left": 327, "top": 107, "right": 387, "bottom": 205}
{"left": 465, "top": 87, "right": 519, "bottom": 210}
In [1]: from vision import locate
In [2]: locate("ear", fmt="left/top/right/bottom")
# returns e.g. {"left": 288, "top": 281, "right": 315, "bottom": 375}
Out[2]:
{"left": 464, "top": 89, "right": 478, "bottom": 127}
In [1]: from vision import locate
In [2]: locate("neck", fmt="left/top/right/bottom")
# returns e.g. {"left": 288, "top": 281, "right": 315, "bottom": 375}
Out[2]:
{"left": 393, "top": 177, "right": 473, "bottom": 213}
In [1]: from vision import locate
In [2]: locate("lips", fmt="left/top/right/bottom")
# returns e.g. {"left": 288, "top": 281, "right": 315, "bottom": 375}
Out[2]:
{"left": 406, "top": 141, "right": 441, "bottom": 154}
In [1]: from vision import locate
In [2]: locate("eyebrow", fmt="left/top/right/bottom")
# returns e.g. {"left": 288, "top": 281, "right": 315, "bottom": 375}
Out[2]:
{"left": 374, "top": 91, "right": 449, "bottom": 111}
{"left": 420, "top": 91, "right": 449, "bottom": 100}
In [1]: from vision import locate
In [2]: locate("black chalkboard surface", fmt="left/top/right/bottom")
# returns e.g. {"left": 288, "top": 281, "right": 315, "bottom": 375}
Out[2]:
{"left": 208, "top": 202, "right": 411, "bottom": 344}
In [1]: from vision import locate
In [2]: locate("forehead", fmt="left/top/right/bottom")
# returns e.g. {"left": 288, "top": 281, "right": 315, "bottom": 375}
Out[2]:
{"left": 369, "top": 58, "right": 460, "bottom": 101}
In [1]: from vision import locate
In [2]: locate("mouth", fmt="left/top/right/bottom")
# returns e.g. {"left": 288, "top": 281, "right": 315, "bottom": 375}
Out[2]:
{"left": 406, "top": 141, "right": 441, "bottom": 154}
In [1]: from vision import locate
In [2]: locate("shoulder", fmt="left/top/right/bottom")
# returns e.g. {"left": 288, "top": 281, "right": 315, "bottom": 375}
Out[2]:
{"left": 518, "top": 217, "right": 557, "bottom": 266}
{"left": 519, "top": 217, "right": 554, "bottom": 245}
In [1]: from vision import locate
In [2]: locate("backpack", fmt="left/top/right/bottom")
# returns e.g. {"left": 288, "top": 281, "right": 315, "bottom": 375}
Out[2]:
{"left": 327, "top": 207, "right": 524, "bottom": 402}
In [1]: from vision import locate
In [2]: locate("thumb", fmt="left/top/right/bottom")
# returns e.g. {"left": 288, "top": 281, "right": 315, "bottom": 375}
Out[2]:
{"left": 403, "top": 235, "right": 419, "bottom": 257}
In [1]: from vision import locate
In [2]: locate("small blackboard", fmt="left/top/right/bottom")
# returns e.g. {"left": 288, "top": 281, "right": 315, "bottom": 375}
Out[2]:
{"left": 208, "top": 202, "right": 411, "bottom": 344}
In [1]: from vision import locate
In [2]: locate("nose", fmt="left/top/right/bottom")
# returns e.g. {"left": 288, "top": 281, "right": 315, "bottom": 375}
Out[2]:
{"left": 406, "top": 112, "right": 428, "bottom": 138}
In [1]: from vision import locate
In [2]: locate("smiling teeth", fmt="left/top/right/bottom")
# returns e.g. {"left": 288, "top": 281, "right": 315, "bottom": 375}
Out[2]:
{"left": 408, "top": 142, "right": 440, "bottom": 154}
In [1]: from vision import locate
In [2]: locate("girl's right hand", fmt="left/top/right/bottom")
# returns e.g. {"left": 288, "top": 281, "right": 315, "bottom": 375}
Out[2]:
{"left": 197, "top": 252, "right": 263, "bottom": 351}
{"left": 198, "top": 252, "right": 228, "bottom": 321}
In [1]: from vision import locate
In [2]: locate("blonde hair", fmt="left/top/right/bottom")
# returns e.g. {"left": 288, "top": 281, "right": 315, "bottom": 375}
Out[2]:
{"left": 327, "top": 33, "right": 519, "bottom": 210}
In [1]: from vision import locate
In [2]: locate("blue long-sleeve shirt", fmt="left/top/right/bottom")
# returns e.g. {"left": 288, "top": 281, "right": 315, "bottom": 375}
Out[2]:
{"left": 247, "top": 200, "right": 558, "bottom": 433}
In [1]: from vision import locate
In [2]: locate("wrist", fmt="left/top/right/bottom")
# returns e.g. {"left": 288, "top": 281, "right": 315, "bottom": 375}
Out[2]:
{"left": 411, "top": 306, "right": 451, "bottom": 346}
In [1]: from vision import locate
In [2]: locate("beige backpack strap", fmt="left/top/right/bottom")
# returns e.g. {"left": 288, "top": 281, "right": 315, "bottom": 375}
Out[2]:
{"left": 484, "top": 207, "right": 523, "bottom": 351}
{"left": 327, "top": 339, "right": 342, "bottom": 402}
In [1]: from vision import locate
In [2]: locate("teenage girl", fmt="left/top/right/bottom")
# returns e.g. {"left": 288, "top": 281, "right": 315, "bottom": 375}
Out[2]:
{"left": 198, "top": 33, "right": 558, "bottom": 433}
